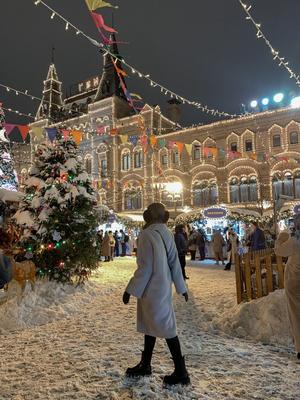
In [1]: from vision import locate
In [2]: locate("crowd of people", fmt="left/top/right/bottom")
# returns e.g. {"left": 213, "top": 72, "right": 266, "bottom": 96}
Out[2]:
{"left": 97, "top": 229, "right": 137, "bottom": 262}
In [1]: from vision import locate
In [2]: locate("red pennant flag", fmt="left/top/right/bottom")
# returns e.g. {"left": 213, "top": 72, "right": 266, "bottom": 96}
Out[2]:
{"left": 62, "top": 130, "right": 70, "bottom": 141}
{"left": 91, "top": 12, "right": 117, "bottom": 33}
{"left": 4, "top": 123, "right": 16, "bottom": 136}
{"left": 110, "top": 128, "right": 118, "bottom": 136}
{"left": 18, "top": 125, "right": 30, "bottom": 140}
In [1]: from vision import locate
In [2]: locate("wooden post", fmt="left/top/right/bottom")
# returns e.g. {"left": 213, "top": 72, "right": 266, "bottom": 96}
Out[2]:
{"left": 235, "top": 254, "right": 243, "bottom": 304}
{"left": 276, "top": 256, "right": 285, "bottom": 289}
{"left": 265, "top": 253, "right": 273, "bottom": 294}
{"left": 255, "top": 253, "right": 263, "bottom": 299}
{"left": 244, "top": 253, "right": 252, "bottom": 301}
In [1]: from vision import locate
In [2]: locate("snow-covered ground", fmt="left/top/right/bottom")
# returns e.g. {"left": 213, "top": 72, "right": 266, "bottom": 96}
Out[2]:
{"left": 0, "top": 258, "right": 299, "bottom": 400}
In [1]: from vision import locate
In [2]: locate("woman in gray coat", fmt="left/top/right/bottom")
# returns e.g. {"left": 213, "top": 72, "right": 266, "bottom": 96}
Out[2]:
{"left": 123, "top": 203, "right": 190, "bottom": 385}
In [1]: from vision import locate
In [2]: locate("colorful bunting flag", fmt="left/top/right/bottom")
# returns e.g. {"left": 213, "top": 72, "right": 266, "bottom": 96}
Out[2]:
{"left": 129, "top": 135, "right": 138, "bottom": 146}
{"left": 45, "top": 127, "right": 58, "bottom": 142}
{"left": 185, "top": 143, "right": 193, "bottom": 155}
{"left": 71, "top": 130, "right": 83, "bottom": 145}
{"left": 120, "top": 135, "right": 128, "bottom": 144}
{"left": 62, "top": 130, "right": 70, "bottom": 141}
{"left": 91, "top": 12, "right": 117, "bottom": 33}
{"left": 110, "top": 128, "right": 118, "bottom": 136}
{"left": 150, "top": 135, "right": 157, "bottom": 146}
{"left": 18, "top": 125, "right": 30, "bottom": 141}
{"left": 158, "top": 138, "right": 166, "bottom": 148}
{"left": 31, "top": 127, "right": 44, "bottom": 138}
{"left": 97, "top": 126, "right": 106, "bottom": 135}
{"left": 176, "top": 142, "right": 184, "bottom": 154}
{"left": 85, "top": 0, "right": 118, "bottom": 10}
{"left": 4, "top": 124, "right": 15, "bottom": 136}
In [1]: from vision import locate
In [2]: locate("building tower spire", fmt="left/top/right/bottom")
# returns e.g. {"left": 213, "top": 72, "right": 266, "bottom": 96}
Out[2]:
{"left": 94, "top": 33, "right": 128, "bottom": 102}
{"left": 36, "top": 61, "right": 63, "bottom": 122}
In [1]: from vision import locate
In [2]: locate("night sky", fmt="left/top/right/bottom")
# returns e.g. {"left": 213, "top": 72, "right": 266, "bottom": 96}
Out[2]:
{"left": 1, "top": 0, "right": 300, "bottom": 129}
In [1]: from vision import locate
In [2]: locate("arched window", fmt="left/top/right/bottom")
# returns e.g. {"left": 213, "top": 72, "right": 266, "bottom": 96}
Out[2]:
{"left": 172, "top": 148, "right": 179, "bottom": 164}
{"left": 124, "top": 188, "right": 142, "bottom": 210}
{"left": 20, "top": 168, "right": 28, "bottom": 185}
{"left": 295, "top": 172, "right": 300, "bottom": 198}
{"left": 229, "top": 176, "right": 258, "bottom": 203}
{"left": 272, "top": 174, "right": 283, "bottom": 201}
{"left": 134, "top": 150, "right": 142, "bottom": 168}
{"left": 193, "top": 181, "right": 218, "bottom": 206}
{"left": 193, "top": 143, "right": 201, "bottom": 160}
{"left": 283, "top": 172, "right": 293, "bottom": 196}
{"left": 230, "top": 178, "right": 240, "bottom": 203}
{"left": 122, "top": 151, "right": 131, "bottom": 171}
{"left": 272, "top": 135, "right": 281, "bottom": 147}
{"left": 97, "top": 145, "right": 108, "bottom": 178}
{"left": 98, "top": 189, "right": 107, "bottom": 205}
{"left": 85, "top": 155, "right": 92, "bottom": 175}
{"left": 249, "top": 176, "right": 258, "bottom": 201}
{"left": 245, "top": 140, "right": 253, "bottom": 152}
{"left": 240, "top": 177, "right": 249, "bottom": 203}
{"left": 230, "top": 142, "right": 238, "bottom": 152}
{"left": 290, "top": 131, "right": 298, "bottom": 145}
{"left": 161, "top": 150, "right": 168, "bottom": 167}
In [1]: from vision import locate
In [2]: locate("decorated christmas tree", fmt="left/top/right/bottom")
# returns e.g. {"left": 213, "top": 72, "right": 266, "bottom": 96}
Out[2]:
{"left": 0, "top": 103, "right": 18, "bottom": 191}
{"left": 15, "top": 132, "right": 100, "bottom": 284}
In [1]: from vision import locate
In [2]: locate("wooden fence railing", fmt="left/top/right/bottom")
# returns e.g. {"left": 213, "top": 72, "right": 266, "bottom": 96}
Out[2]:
{"left": 235, "top": 249, "right": 285, "bottom": 304}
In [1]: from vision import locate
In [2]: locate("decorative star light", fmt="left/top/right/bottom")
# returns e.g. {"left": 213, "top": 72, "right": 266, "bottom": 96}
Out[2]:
{"left": 52, "top": 230, "right": 62, "bottom": 242}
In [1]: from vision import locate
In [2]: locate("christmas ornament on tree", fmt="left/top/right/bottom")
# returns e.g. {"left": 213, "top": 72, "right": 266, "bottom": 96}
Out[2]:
{"left": 0, "top": 104, "right": 18, "bottom": 191}
{"left": 15, "top": 132, "right": 100, "bottom": 284}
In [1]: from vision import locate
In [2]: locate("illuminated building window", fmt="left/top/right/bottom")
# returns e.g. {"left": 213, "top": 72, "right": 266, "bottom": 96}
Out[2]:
{"left": 245, "top": 140, "right": 253, "bottom": 152}
{"left": 290, "top": 131, "right": 298, "bottom": 145}
{"left": 272, "top": 135, "right": 281, "bottom": 147}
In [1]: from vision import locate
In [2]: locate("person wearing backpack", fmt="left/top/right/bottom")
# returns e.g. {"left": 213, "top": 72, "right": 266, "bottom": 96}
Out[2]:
{"left": 123, "top": 203, "right": 190, "bottom": 386}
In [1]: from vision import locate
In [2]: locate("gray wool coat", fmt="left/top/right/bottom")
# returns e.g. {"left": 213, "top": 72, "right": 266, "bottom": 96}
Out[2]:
{"left": 126, "top": 223, "right": 187, "bottom": 339}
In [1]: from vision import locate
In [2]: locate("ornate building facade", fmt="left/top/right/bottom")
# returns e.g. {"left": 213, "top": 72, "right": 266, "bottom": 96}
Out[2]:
{"left": 27, "top": 38, "right": 300, "bottom": 217}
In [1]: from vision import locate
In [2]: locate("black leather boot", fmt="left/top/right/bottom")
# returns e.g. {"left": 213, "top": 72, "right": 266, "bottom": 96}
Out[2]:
{"left": 163, "top": 356, "right": 190, "bottom": 386}
{"left": 126, "top": 351, "right": 152, "bottom": 377}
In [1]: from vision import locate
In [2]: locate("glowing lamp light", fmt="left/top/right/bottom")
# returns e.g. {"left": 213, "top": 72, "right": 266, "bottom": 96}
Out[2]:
{"left": 291, "top": 96, "right": 300, "bottom": 109}
{"left": 273, "top": 93, "right": 284, "bottom": 103}
{"left": 165, "top": 182, "right": 183, "bottom": 194}
{"left": 250, "top": 100, "right": 258, "bottom": 108}
{"left": 261, "top": 98, "right": 269, "bottom": 106}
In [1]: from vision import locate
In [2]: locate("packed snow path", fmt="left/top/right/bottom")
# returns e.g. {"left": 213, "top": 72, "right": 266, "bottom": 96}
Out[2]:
{"left": 0, "top": 258, "right": 299, "bottom": 400}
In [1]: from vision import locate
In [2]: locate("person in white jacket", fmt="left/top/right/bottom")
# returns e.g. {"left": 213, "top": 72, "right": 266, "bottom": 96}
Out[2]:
{"left": 123, "top": 203, "right": 190, "bottom": 385}
{"left": 275, "top": 213, "right": 300, "bottom": 361}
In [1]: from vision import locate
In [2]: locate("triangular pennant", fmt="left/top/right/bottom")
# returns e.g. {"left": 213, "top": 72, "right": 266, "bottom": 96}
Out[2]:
{"left": 150, "top": 135, "right": 157, "bottom": 146}
{"left": 129, "top": 135, "right": 138, "bottom": 146}
{"left": 4, "top": 123, "right": 16, "bottom": 136}
{"left": 168, "top": 141, "right": 174, "bottom": 150}
{"left": 71, "top": 130, "right": 83, "bottom": 145}
{"left": 120, "top": 135, "right": 128, "bottom": 144}
{"left": 185, "top": 143, "right": 193, "bottom": 155}
{"left": 17, "top": 125, "right": 30, "bottom": 141}
{"left": 62, "top": 130, "right": 70, "bottom": 141}
{"left": 31, "top": 127, "right": 44, "bottom": 138}
{"left": 45, "top": 127, "right": 58, "bottom": 142}
{"left": 158, "top": 138, "right": 166, "bottom": 148}
{"left": 91, "top": 12, "right": 117, "bottom": 33}
{"left": 176, "top": 142, "right": 184, "bottom": 154}
{"left": 110, "top": 128, "right": 118, "bottom": 136}
{"left": 85, "top": 0, "right": 117, "bottom": 10}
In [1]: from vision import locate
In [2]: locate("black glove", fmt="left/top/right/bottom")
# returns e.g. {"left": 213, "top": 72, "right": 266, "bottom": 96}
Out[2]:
{"left": 123, "top": 291, "right": 130, "bottom": 304}
{"left": 183, "top": 292, "right": 188, "bottom": 302}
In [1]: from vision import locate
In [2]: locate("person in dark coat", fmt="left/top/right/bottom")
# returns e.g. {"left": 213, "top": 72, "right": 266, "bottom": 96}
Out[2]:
{"left": 114, "top": 230, "right": 120, "bottom": 257}
{"left": 250, "top": 222, "right": 266, "bottom": 251}
{"left": 197, "top": 231, "right": 206, "bottom": 261}
{"left": 120, "top": 229, "right": 126, "bottom": 256}
{"left": 174, "top": 225, "right": 188, "bottom": 280}
{"left": 123, "top": 203, "right": 190, "bottom": 386}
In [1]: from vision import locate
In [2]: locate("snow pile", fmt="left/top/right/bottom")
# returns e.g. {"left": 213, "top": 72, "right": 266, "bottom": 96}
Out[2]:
{"left": 214, "top": 289, "right": 292, "bottom": 346}
{"left": 0, "top": 279, "right": 110, "bottom": 333}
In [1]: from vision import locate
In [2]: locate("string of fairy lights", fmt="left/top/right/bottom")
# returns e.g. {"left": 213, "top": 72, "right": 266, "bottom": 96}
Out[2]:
{"left": 238, "top": 0, "right": 300, "bottom": 87}
{"left": 32, "top": 0, "right": 239, "bottom": 118}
